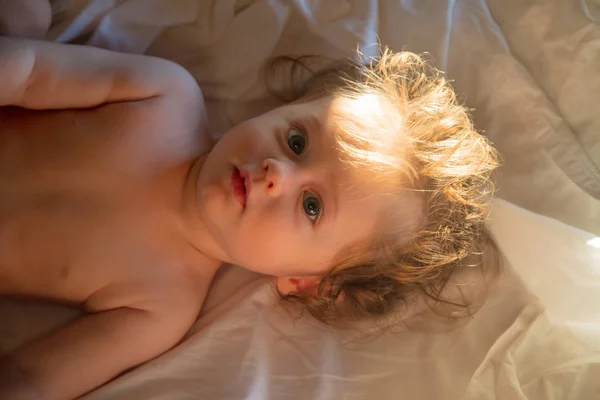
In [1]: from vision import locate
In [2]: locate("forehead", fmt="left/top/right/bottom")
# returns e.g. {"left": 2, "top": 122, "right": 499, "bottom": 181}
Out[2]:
{"left": 284, "top": 95, "right": 405, "bottom": 157}
{"left": 285, "top": 99, "right": 395, "bottom": 242}
{"left": 290, "top": 93, "right": 397, "bottom": 125}
{"left": 289, "top": 95, "right": 421, "bottom": 251}
{"left": 327, "top": 172, "right": 390, "bottom": 250}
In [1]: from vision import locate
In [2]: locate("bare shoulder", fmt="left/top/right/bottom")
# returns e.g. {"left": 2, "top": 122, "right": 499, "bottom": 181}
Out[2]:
{"left": 95, "top": 61, "right": 212, "bottom": 164}
{"left": 152, "top": 58, "right": 204, "bottom": 105}
{"left": 130, "top": 60, "right": 213, "bottom": 154}
{"left": 137, "top": 56, "right": 204, "bottom": 119}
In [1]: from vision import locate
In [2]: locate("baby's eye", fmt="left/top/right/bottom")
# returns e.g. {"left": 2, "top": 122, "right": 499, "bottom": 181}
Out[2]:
{"left": 302, "top": 191, "right": 322, "bottom": 222}
{"left": 287, "top": 126, "right": 307, "bottom": 155}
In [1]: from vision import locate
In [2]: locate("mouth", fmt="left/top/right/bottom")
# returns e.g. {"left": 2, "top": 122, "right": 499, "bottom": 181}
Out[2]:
{"left": 231, "top": 166, "right": 250, "bottom": 208}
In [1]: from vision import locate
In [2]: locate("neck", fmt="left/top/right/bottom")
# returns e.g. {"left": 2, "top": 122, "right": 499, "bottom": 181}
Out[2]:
{"left": 175, "top": 155, "right": 229, "bottom": 264}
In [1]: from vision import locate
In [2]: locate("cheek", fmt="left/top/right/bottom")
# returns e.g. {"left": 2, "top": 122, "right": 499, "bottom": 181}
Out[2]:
{"left": 235, "top": 211, "right": 288, "bottom": 254}
{"left": 226, "top": 120, "right": 282, "bottom": 156}
{"left": 228, "top": 211, "right": 299, "bottom": 273}
{"left": 220, "top": 122, "right": 264, "bottom": 147}
{"left": 232, "top": 219, "right": 336, "bottom": 276}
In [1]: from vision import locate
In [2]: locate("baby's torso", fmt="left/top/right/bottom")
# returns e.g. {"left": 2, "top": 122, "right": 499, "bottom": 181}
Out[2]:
{"left": 0, "top": 102, "right": 214, "bottom": 310}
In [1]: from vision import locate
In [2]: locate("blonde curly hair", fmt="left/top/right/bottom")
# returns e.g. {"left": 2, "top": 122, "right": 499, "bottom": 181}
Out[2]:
{"left": 270, "top": 48, "right": 500, "bottom": 323}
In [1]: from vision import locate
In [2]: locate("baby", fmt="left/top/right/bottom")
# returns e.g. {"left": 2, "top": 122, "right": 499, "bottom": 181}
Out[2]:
{"left": 0, "top": 31, "right": 498, "bottom": 400}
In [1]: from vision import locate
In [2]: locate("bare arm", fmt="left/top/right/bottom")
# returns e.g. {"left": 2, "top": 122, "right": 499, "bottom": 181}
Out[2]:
{"left": 0, "top": 36, "right": 199, "bottom": 109}
{"left": 0, "top": 299, "right": 200, "bottom": 400}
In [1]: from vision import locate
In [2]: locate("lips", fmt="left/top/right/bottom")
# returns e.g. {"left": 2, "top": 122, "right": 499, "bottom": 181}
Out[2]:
{"left": 231, "top": 166, "right": 250, "bottom": 208}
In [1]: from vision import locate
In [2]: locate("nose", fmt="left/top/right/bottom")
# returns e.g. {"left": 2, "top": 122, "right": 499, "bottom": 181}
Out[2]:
{"left": 261, "top": 158, "right": 294, "bottom": 196}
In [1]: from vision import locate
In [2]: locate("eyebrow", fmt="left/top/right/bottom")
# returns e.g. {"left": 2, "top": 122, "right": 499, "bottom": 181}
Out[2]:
{"left": 323, "top": 168, "right": 339, "bottom": 230}
{"left": 304, "top": 113, "right": 322, "bottom": 139}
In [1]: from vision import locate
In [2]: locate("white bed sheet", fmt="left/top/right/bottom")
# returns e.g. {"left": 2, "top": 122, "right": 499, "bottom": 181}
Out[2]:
{"left": 1, "top": 0, "right": 600, "bottom": 399}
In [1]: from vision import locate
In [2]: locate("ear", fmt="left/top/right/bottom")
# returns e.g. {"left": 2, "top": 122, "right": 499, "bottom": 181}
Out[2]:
{"left": 275, "top": 276, "right": 321, "bottom": 296}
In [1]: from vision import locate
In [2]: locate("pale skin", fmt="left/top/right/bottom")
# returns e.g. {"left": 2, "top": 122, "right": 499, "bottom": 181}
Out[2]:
{"left": 0, "top": 36, "right": 219, "bottom": 399}
{"left": 0, "top": 25, "right": 422, "bottom": 400}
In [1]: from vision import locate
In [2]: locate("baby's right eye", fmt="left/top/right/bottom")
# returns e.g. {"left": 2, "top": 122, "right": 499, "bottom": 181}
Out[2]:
{"left": 287, "top": 126, "right": 307, "bottom": 156}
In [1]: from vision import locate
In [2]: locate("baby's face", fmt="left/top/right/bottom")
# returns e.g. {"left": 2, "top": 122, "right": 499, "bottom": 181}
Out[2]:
{"left": 195, "top": 96, "right": 403, "bottom": 277}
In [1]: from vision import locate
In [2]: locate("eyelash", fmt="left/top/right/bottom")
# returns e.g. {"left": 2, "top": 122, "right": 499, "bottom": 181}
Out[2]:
{"left": 290, "top": 122, "right": 308, "bottom": 150}
{"left": 290, "top": 121, "right": 306, "bottom": 133}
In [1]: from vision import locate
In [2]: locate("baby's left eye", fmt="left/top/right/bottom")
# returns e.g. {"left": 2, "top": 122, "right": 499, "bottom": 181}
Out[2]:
{"left": 287, "top": 126, "right": 307, "bottom": 155}
{"left": 302, "top": 191, "right": 322, "bottom": 222}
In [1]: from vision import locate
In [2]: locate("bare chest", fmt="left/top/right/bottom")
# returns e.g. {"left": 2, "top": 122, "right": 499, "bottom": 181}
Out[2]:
{"left": 0, "top": 194, "right": 176, "bottom": 304}
{"left": 0, "top": 105, "right": 168, "bottom": 182}
{"left": 0, "top": 105, "right": 203, "bottom": 306}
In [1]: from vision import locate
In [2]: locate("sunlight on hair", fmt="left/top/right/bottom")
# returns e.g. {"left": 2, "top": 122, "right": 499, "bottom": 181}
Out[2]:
{"left": 331, "top": 94, "right": 411, "bottom": 184}
{"left": 280, "top": 46, "right": 500, "bottom": 325}
{"left": 351, "top": 93, "right": 387, "bottom": 119}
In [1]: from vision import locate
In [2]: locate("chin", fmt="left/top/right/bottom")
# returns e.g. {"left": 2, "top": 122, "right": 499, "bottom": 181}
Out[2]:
{"left": 234, "top": 258, "right": 277, "bottom": 275}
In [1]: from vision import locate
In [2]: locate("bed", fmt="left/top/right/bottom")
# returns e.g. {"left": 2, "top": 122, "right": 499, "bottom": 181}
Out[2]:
{"left": 1, "top": 0, "right": 600, "bottom": 399}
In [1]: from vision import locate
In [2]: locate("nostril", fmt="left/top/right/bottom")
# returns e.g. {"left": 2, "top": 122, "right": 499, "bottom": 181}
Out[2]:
{"left": 261, "top": 159, "right": 269, "bottom": 170}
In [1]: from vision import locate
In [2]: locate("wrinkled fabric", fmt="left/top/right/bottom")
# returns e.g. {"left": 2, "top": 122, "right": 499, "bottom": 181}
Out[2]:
{"left": 1, "top": 0, "right": 599, "bottom": 399}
